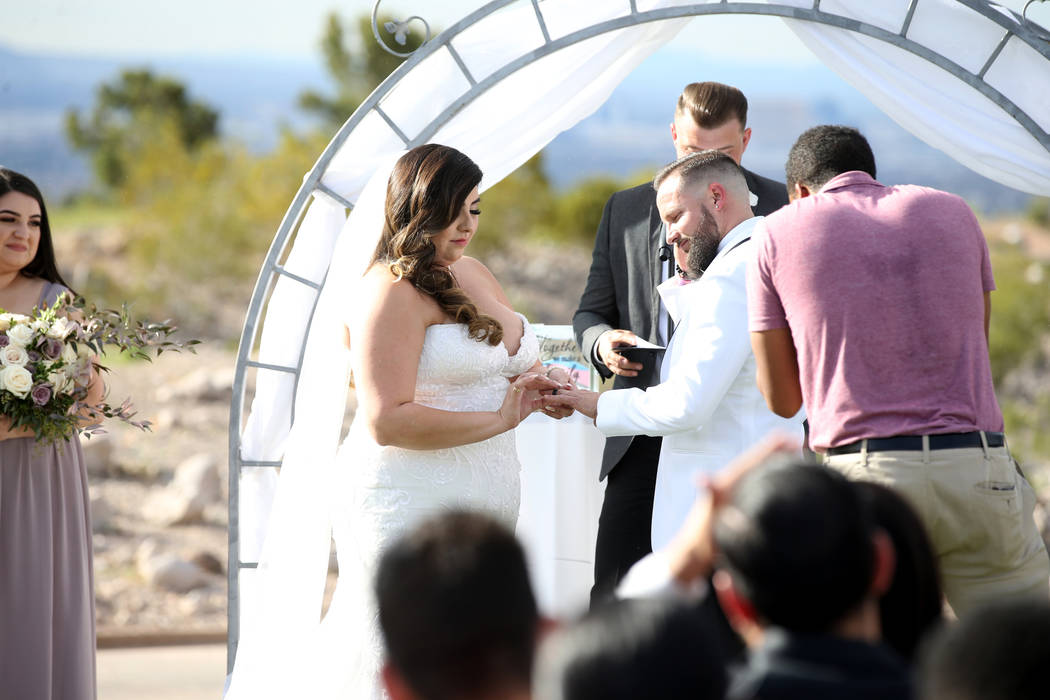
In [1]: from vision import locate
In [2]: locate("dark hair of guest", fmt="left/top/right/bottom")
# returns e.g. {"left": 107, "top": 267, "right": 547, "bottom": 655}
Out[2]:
{"left": 920, "top": 598, "right": 1050, "bottom": 700}
{"left": 855, "top": 481, "right": 943, "bottom": 663}
{"left": 714, "top": 462, "right": 876, "bottom": 633}
{"left": 534, "top": 597, "right": 728, "bottom": 700}
{"left": 375, "top": 509, "right": 538, "bottom": 700}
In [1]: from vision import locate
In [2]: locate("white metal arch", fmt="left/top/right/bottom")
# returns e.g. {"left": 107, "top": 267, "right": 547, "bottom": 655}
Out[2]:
{"left": 227, "top": 0, "right": 1050, "bottom": 667}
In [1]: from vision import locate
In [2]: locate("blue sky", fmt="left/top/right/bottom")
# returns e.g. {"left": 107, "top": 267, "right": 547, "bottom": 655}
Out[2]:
{"left": 4, "top": 1, "right": 822, "bottom": 64}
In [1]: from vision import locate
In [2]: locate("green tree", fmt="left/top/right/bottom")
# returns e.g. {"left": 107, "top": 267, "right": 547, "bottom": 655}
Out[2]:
{"left": 988, "top": 243, "right": 1050, "bottom": 386}
{"left": 65, "top": 69, "right": 219, "bottom": 189}
{"left": 472, "top": 154, "right": 555, "bottom": 253}
{"left": 299, "top": 13, "right": 426, "bottom": 129}
{"left": 551, "top": 176, "right": 626, "bottom": 246}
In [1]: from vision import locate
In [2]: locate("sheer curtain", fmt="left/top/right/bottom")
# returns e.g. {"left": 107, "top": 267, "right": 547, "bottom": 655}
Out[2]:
{"left": 227, "top": 3, "right": 691, "bottom": 696}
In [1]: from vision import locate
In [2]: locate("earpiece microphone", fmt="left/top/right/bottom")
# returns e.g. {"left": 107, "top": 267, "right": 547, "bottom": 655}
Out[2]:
{"left": 658, "top": 244, "right": 672, "bottom": 262}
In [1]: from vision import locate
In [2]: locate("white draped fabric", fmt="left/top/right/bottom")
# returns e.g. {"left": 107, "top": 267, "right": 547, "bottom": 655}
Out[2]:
{"left": 780, "top": 0, "right": 1050, "bottom": 195}
{"left": 228, "top": 3, "right": 690, "bottom": 696}
{"left": 230, "top": 0, "right": 1050, "bottom": 692}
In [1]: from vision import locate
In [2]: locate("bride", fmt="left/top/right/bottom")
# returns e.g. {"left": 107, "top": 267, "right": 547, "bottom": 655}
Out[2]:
{"left": 227, "top": 144, "right": 573, "bottom": 699}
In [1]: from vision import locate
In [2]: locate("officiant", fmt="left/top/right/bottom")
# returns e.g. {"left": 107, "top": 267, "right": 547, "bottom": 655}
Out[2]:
{"left": 573, "top": 82, "right": 790, "bottom": 605}
{"left": 548, "top": 151, "right": 804, "bottom": 553}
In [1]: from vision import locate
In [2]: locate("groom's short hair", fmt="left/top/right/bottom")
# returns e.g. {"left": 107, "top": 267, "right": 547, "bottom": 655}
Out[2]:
{"left": 653, "top": 150, "right": 749, "bottom": 200}
{"left": 376, "top": 509, "right": 539, "bottom": 700}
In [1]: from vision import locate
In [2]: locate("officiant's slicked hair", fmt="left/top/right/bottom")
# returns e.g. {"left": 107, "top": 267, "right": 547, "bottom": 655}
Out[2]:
{"left": 376, "top": 510, "right": 538, "bottom": 700}
{"left": 653, "top": 150, "right": 749, "bottom": 199}
{"left": 676, "top": 82, "right": 748, "bottom": 129}
{"left": 372, "top": 144, "right": 503, "bottom": 346}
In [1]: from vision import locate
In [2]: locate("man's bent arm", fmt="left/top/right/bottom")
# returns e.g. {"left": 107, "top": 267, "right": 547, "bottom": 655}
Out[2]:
{"left": 751, "top": 327, "right": 803, "bottom": 418}
{"left": 574, "top": 195, "right": 619, "bottom": 379}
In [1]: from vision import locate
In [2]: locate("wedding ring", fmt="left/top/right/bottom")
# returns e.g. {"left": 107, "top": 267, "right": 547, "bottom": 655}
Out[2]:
{"left": 513, "top": 387, "right": 522, "bottom": 393}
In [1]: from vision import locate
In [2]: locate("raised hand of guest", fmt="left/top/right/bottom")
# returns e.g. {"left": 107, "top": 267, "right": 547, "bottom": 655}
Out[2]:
{"left": 665, "top": 432, "right": 802, "bottom": 586}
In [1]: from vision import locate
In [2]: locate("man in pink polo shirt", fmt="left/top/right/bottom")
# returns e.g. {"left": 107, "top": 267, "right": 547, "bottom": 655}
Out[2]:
{"left": 746, "top": 125, "right": 1048, "bottom": 615}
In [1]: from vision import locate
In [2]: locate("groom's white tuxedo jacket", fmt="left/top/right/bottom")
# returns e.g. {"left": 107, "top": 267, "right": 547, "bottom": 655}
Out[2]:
{"left": 595, "top": 217, "right": 804, "bottom": 550}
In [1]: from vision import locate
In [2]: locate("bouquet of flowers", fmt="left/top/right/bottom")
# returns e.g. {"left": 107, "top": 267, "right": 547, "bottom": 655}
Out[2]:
{"left": 0, "top": 295, "right": 198, "bottom": 444}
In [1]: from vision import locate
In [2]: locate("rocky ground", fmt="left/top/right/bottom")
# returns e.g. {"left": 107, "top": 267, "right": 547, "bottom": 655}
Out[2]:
{"left": 90, "top": 345, "right": 234, "bottom": 635}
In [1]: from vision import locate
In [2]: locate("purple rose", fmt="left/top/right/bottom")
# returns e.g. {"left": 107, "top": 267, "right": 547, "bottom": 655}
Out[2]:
{"left": 41, "top": 338, "right": 63, "bottom": 360}
{"left": 31, "top": 383, "right": 52, "bottom": 407}
{"left": 27, "top": 350, "right": 41, "bottom": 363}
{"left": 0, "top": 333, "right": 8, "bottom": 348}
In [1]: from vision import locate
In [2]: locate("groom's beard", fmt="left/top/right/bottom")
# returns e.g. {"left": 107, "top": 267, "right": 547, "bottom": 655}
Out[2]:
{"left": 683, "top": 204, "right": 722, "bottom": 280}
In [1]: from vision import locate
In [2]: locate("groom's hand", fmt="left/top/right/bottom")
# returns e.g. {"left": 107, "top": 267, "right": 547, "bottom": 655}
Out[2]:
{"left": 597, "top": 329, "right": 644, "bottom": 377}
{"left": 542, "top": 388, "right": 599, "bottom": 420}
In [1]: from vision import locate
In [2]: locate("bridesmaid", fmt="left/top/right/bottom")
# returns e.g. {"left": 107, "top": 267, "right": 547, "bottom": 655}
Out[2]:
{"left": 0, "top": 168, "right": 104, "bottom": 700}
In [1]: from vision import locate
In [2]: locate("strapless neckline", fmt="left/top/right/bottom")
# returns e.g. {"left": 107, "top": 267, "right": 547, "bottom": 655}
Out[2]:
{"left": 426, "top": 313, "right": 529, "bottom": 361}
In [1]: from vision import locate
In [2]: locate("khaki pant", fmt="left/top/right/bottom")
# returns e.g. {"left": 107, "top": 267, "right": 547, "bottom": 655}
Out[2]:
{"left": 826, "top": 436, "right": 1050, "bottom": 616}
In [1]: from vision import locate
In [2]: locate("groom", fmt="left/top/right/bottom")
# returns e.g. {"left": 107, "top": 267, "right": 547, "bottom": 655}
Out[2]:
{"left": 573, "top": 82, "right": 789, "bottom": 604}
{"left": 554, "top": 150, "right": 803, "bottom": 556}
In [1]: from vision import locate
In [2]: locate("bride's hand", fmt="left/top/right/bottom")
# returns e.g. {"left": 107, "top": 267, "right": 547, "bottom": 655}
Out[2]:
{"left": 497, "top": 373, "right": 566, "bottom": 430}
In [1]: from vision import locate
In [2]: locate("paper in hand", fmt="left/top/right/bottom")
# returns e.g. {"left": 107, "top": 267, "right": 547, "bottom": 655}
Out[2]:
{"left": 617, "top": 338, "right": 666, "bottom": 364}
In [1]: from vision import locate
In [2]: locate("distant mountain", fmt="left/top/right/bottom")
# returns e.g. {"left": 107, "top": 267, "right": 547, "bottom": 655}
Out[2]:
{"left": 0, "top": 44, "right": 1034, "bottom": 214}
{"left": 0, "top": 45, "right": 325, "bottom": 200}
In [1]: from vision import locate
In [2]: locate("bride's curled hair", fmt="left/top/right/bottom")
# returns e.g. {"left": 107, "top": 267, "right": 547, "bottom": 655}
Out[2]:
{"left": 372, "top": 144, "right": 503, "bottom": 346}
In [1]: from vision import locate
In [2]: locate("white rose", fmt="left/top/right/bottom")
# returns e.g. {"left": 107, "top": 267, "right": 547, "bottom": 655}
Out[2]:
{"left": 48, "top": 369, "right": 74, "bottom": 395}
{"left": 61, "top": 342, "right": 78, "bottom": 364}
{"left": 0, "top": 313, "right": 29, "bottom": 332}
{"left": 0, "top": 344, "right": 29, "bottom": 367}
{"left": 32, "top": 319, "right": 50, "bottom": 334}
{"left": 47, "top": 317, "right": 76, "bottom": 339}
{"left": 77, "top": 343, "right": 94, "bottom": 360}
{"left": 0, "top": 365, "right": 33, "bottom": 398}
{"left": 6, "top": 323, "right": 35, "bottom": 347}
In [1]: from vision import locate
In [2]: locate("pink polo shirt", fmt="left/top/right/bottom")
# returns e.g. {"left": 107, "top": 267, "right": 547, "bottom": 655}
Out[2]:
{"left": 746, "top": 171, "right": 1003, "bottom": 451}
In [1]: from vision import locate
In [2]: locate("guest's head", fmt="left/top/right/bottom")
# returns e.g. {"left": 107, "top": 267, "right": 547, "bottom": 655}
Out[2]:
{"left": 784, "top": 124, "right": 876, "bottom": 199}
{"left": 671, "top": 82, "right": 751, "bottom": 164}
{"left": 712, "top": 462, "right": 894, "bottom": 638}
{"left": 855, "top": 482, "right": 943, "bottom": 662}
{"left": 376, "top": 509, "right": 540, "bottom": 700}
{"left": 920, "top": 598, "right": 1050, "bottom": 700}
{"left": 533, "top": 598, "right": 727, "bottom": 700}
{"left": 653, "top": 150, "right": 753, "bottom": 280}
{"left": 372, "top": 144, "right": 501, "bottom": 345}
{"left": 0, "top": 167, "right": 70, "bottom": 287}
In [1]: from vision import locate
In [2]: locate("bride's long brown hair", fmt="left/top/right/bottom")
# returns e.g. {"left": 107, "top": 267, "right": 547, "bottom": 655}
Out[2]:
{"left": 370, "top": 144, "right": 503, "bottom": 346}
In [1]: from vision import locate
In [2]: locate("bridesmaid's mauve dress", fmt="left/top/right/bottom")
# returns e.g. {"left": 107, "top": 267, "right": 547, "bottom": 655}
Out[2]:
{"left": 0, "top": 281, "right": 96, "bottom": 700}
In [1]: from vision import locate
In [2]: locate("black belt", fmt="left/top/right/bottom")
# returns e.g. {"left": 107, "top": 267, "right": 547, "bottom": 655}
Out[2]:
{"left": 826, "top": 431, "right": 1005, "bottom": 456}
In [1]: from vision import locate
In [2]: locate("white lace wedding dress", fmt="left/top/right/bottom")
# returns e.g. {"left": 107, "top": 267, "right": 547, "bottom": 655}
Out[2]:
{"left": 313, "top": 314, "right": 539, "bottom": 699}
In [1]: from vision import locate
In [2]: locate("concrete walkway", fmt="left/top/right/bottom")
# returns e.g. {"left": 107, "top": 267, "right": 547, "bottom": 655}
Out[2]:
{"left": 97, "top": 644, "right": 226, "bottom": 700}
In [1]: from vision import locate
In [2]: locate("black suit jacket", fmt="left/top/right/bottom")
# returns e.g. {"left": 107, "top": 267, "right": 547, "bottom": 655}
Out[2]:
{"left": 573, "top": 168, "right": 788, "bottom": 479}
